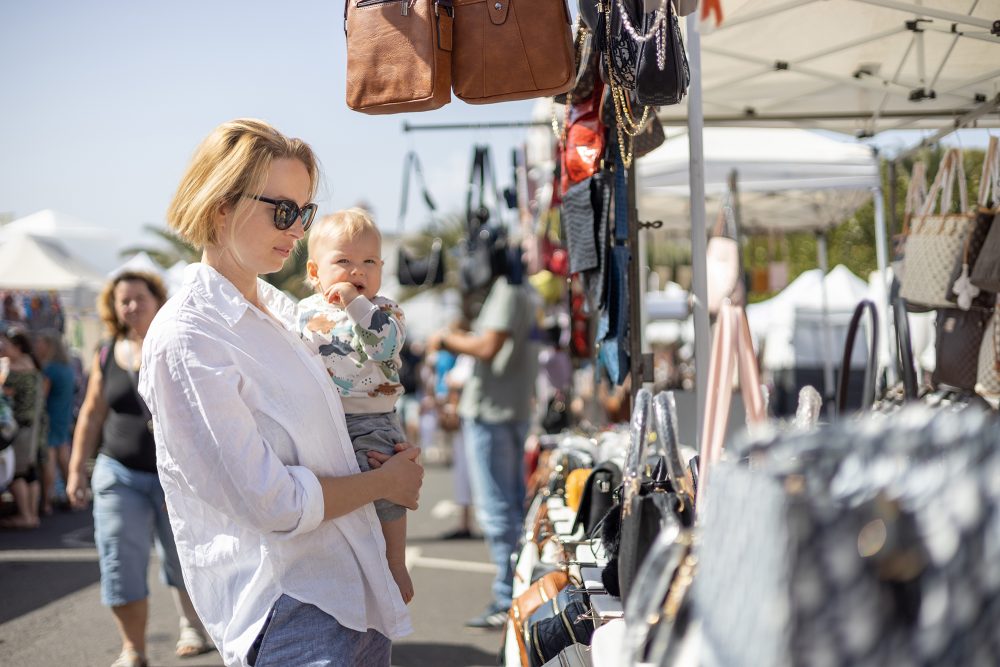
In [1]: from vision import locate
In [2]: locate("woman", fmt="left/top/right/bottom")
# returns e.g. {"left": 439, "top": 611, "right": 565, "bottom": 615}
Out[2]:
{"left": 34, "top": 329, "right": 75, "bottom": 513}
{"left": 0, "top": 327, "right": 46, "bottom": 529}
{"left": 66, "top": 271, "right": 210, "bottom": 667}
{"left": 138, "top": 119, "right": 423, "bottom": 667}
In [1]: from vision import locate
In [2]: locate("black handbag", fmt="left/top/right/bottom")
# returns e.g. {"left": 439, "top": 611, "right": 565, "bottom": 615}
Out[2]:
{"left": 634, "top": 0, "right": 690, "bottom": 106}
{"left": 572, "top": 460, "right": 623, "bottom": 537}
{"left": 933, "top": 307, "right": 991, "bottom": 391}
{"left": 836, "top": 299, "right": 880, "bottom": 416}
{"left": 397, "top": 239, "right": 444, "bottom": 287}
{"left": 615, "top": 390, "right": 694, "bottom": 604}
{"left": 597, "top": 0, "right": 639, "bottom": 91}
{"left": 396, "top": 151, "right": 446, "bottom": 287}
{"left": 459, "top": 145, "right": 509, "bottom": 293}
{"left": 527, "top": 591, "right": 594, "bottom": 667}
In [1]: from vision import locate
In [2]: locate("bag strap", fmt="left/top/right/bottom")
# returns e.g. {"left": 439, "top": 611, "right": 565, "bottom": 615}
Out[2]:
{"left": 900, "top": 161, "right": 927, "bottom": 236}
{"left": 652, "top": 391, "right": 695, "bottom": 499}
{"left": 621, "top": 388, "right": 652, "bottom": 511}
{"left": 979, "top": 136, "right": 999, "bottom": 209}
{"left": 465, "top": 145, "right": 502, "bottom": 233}
{"left": 698, "top": 301, "right": 765, "bottom": 496}
{"left": 922, "top": 149, "right": 968, "bottom": 216}
{"left": 398, "top": 151, "right": 437, "bottom": 234}
{"left": 836, "top": 299, "right": 879, "bottom": 417}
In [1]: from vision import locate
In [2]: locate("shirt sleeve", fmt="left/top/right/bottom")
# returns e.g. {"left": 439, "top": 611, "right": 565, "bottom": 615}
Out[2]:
{"left": 345, "top": 296, "right": 406, "bottom": 363}
{"left": 477, "top": 280, "right": 516, "bottom": 334}
{"left": 141, "top": 325, "right": 325, "bottom": 539}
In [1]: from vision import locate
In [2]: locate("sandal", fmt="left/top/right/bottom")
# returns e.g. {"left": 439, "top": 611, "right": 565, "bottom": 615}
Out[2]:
{"left": 176, "top": 624, "right": 212, "bottom": 658}
{"left": 110, "top": 648, "right": 147, "bottom": 667}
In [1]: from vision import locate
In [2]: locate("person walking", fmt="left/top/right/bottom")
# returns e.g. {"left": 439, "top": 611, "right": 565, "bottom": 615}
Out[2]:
{"left": 429, "top": 275, "right": 538, "bottom": 628}
{"left": 33, "top": 329, "right": 75, "bottom": 513}
{"left": 66, "top": 271, "right": 210, "bottom": 667}
{"left": 139, "top": 118, "right": 422, "bottom": 667}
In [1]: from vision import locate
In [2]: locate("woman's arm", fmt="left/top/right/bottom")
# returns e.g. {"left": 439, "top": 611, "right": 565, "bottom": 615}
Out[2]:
{"left": 319, "top": 447, "right": 422, "bottom": 519}
{"left": 67, "top": 352, "right": 110, "bottom": 508}
{"left": 144, "top": 327, "right": 421, "bottom": 536}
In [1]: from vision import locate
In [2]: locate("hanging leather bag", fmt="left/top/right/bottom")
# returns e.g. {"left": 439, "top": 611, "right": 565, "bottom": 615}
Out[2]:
{"left": 969, "top": 137, "right": 1000, "bottom": 292}
{"left": 345, "top": 0, "right": 453, "bottom": 114}
{"left": 459, "top": 146, "right": 509, "bottom": 292}
{"left": 451, "top": 0, "right": 575, "bottom": 104}
{"left": 899, "top": 149, "right": 978, "bottom": 309}
{"left": 706, "top": 197, "right": 745, "bottom": 315}
{"left": 633, "top": 0, "right": 690, "bottom": 106}
{"left": 947, "top": 137, "right": 999, "bottom": 309}
{"left": 975, "top": 301, "right": 1000, "bottom": 398}
{"left": 395, "top": 152, "right": 446, "bottom": 287}
{"left": 933, "top": 307, "right": 990, "bottom": 391}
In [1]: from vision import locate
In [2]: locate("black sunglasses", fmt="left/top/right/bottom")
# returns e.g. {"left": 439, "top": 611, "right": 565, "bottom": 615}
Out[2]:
{"left": 246, "top": 194, "right": 317, "bottom": 232}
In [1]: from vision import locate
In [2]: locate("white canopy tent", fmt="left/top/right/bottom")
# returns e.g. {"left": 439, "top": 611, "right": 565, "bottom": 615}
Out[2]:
{"left": 747, "top": 265, "right": 873, "bottom": 371}
{"left": 108, "top": 251, "right": 167, "bottom": 280}
{"left": 0, "top": 209, "right": 125, "bottom": 276}
{"left": 667, "top": 0, "right": 1000, "bottom": 135}
{"left": 675, "top": 0, "right": 1000, "bottom": 433}
{"left": 0, "top": 233, "right": 105, "bottom": 309}
{"left": 638, "top": 127, "right": 881, "bottom": 233}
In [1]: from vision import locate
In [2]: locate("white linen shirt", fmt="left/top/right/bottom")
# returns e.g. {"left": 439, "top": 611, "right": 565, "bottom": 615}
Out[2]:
{"left": 138, "top": 263, "right": 411, "bottom": 667}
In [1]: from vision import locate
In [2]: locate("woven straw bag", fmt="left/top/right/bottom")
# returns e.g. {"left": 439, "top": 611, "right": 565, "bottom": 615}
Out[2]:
{"left": 899, "top": 149, "right": 976, "bottom": 309}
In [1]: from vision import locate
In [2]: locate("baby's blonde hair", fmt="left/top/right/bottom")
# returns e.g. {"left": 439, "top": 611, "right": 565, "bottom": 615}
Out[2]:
{"left": 307, "top": 207, "right": 382, "bottom": 259}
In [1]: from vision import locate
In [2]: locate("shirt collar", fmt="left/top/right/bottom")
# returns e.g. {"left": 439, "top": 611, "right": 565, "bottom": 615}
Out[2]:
{"left": 184, "top": 263, "right": 297, "bottom": 330}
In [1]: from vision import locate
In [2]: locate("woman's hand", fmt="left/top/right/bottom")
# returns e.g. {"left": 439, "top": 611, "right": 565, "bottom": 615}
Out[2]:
{"left": 367, "top": 442, "right": 415, "bottom": 469}
{"left": 376, "top": 448, "right": 423, "bottom": 510}
{"left": 66, "top": 468, "right": 90, "bottom": 509}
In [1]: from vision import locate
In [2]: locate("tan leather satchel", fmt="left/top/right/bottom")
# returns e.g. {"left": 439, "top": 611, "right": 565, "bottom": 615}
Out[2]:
{"left": 451, "top": 0, "right": 574, "bottom": 104}
{"left": 345, "top": 0, "right": 453, "bottom": 114}
{"left": 509, "top": 570, "right": 570, "bottom": 665}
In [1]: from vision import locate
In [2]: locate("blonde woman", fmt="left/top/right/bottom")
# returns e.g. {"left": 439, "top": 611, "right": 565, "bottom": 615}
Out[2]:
{"left": 139, "top": 119, "right": 422, "bottom": 667}
{"left": 66, "top": 271, "right": 210, "bottom": 667}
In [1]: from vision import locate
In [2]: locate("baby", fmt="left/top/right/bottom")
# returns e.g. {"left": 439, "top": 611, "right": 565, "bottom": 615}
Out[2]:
{"left": 297, "top": 208, "right": 413, "bottom": 603}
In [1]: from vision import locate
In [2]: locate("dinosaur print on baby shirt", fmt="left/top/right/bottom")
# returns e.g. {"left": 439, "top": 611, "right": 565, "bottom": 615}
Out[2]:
{"left": 298, "top": 293, "right": 407, "bottom": 414}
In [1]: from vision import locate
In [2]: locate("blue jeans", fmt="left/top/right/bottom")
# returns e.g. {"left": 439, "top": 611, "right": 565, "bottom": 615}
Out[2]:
{"left": 463, "top": 418, "right": 529, "bottom": 609}
{"left": 91, "top": 454, "right": 185, "bottom": 606}
{"left": 248, "top": 594, "right": 391, "bottom": 667}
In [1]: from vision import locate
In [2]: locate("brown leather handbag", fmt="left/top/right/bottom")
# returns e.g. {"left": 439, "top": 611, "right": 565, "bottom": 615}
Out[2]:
{"left": 345, "top": 0, "right": 454, "bottom": 114}
{"left": 451, "top": 0, "right": 575, "bottom": 104}
{"left": 509, "top": 571, "right": 570, "bottom": 665}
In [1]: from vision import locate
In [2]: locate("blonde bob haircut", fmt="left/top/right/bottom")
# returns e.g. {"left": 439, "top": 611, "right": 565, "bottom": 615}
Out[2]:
{"left": 306, "top": 208, "right": 382, "bottom": 260}
{"left": 167, "top": 119, "right": 319, "bottom": 249}
{"left": 98, "top": 271, "right": 168, "bottom": 339}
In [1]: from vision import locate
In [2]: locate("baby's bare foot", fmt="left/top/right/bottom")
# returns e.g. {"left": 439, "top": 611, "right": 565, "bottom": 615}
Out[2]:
{"left": 389, "top": 561, "right": 414, "bottom": 604}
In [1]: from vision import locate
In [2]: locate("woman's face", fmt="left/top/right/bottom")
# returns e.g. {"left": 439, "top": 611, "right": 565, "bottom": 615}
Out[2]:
{"left": 0, "top": 337, "right": 16, "bottom": 360}
{"left": 113, "top": 280, "right": 160, "bottom": 336}
{"left": 217, "top": 157, "right": 313, "bottom": 276}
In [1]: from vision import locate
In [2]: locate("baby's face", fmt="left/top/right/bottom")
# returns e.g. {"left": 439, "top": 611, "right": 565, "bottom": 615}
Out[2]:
{"left": 311, "top": 230, "right": 383, "bottom": 300}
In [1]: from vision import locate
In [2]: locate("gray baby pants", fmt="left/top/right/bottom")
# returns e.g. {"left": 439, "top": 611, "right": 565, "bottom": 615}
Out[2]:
{"left": 344, "top": 411, "right": 407, "bottom": 522}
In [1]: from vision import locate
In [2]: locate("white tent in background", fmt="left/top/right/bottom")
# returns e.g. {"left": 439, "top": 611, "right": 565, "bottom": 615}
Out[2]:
{"left": 747, "top": 265, "right": 872, "bottom": 372}
{"left": 637, "top": 127, "right": 880, "bottom": 233}
{"left": 0, "top": 209, "right": 124, "bottom": 275}
{"left": 108, "top": 251, "right": 166, "bottom": 280}
{"left": 0, "top": 233, "right": 105, "bottom": 309}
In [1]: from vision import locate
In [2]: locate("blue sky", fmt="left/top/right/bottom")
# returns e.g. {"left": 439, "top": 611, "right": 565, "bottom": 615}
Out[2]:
{"left": 0, "top": 0, "right": 537, "bottom": 249}
{"left": 0, "top": 1, "right": 992, "bottom": 258}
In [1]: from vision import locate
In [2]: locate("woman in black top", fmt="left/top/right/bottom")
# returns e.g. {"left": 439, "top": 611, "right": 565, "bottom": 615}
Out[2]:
{"left": 66, "top": 271, "right": 210, "bottom": 667}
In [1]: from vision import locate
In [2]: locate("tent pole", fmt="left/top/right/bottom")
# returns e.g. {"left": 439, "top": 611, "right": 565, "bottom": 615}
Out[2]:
{"left": 816, "top": 232, "right": 836, "bottom": 418}
{"left": 686, "top": 11, "right": 710, "bottom": 450}
{"left": 873, "top": 184, "right": 896, "bottom": 386}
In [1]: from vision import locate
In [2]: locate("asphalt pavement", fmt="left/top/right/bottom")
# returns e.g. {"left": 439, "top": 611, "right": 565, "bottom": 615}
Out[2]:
{"left": 0, "top": 464, "right": 503, "bottom": 667}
